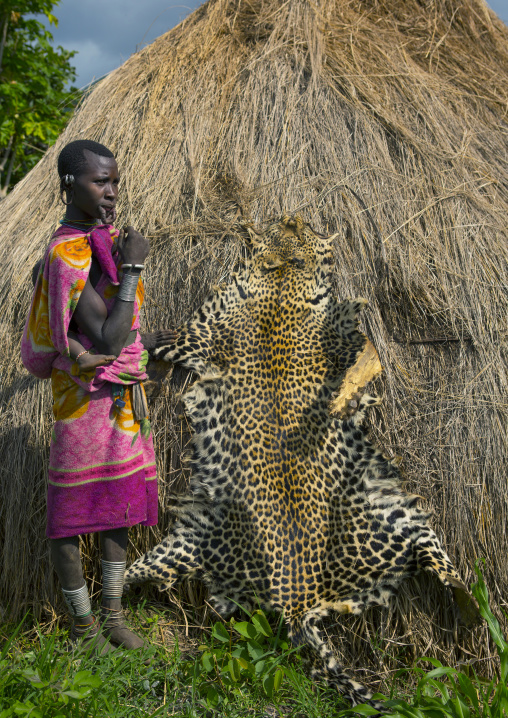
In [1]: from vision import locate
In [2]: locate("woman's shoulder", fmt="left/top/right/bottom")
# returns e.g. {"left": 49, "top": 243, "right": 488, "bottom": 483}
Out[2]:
{"left": 46, "top": 231, "right": 92, "bottom": 271}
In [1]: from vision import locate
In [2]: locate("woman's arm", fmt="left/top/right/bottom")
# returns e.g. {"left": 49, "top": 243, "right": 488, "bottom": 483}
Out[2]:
{"left": 72, "top": 226, "right": 149, "bottom": 356}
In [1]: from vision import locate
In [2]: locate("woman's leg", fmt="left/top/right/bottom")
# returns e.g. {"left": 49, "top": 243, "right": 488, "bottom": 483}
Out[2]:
{"left": 50, "top": 536, "right": 94, "bottom": 627}
{"left": 50, "top": 536, "right": 114, "bottom": 652}
{"left": 100, "top": 527, "right": 145, "bottom": 649}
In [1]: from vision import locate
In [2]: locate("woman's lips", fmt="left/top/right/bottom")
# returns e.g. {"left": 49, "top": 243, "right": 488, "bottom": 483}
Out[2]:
{"left": 98, "top": 205, "right": 116, "bottom": 223}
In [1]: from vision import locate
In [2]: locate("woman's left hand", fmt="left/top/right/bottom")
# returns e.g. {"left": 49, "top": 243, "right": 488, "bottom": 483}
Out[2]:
{"left": 141, "top": 330, "right": 179, "bottom": 352}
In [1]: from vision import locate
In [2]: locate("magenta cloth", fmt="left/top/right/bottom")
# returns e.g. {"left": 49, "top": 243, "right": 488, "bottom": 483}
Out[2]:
{"left": 21, "top": 225, "right": 158, "bottom": 539}
{"left": 47, "top": 381, "right": 157, "bottom": 538}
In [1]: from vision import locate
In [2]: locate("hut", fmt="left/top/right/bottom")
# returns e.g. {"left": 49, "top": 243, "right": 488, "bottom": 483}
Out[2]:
{"left": 0, "top": 0, "right": 507, "bottom": 686}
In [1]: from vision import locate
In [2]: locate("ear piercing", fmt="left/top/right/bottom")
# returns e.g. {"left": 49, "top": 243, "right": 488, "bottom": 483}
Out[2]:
{"left": 60, "top": 174, "right": 75, "bottom": 206}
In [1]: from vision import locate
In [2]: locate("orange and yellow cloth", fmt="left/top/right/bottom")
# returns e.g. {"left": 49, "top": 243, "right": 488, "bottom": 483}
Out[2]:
{"left": 21, "top": 226, "right": 157, "bottom": 538}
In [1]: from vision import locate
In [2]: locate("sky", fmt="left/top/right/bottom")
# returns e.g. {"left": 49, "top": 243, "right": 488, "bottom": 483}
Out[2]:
{"left": 44, "top": 1, "right": 203, "bottom": 89}
{"left": 42, "top": 0, "right": 508, "bottom": 90}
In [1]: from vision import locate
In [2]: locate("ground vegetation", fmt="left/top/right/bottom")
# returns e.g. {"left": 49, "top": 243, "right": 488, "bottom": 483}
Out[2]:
{"left": 0, "top": 0, "right": 506, "bottom": 689}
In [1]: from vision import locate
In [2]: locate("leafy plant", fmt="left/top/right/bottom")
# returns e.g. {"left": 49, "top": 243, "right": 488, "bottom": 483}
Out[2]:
{"left": 0, "top": 614, "right": 162, "bottom": 717}
{"left": 182, "top": 608, "right": 300, "bottom": 710}
{"left": 338, "top": 560, "right": 508, "bottom": 718}
{"left": 0, "top": 1, "right": 80, "bottom": 195}
{"left": 0, "top": 624, "right": 103, "bottom": 717}
{"left": 1, "top": 562, "right": 505, "bottom": 718}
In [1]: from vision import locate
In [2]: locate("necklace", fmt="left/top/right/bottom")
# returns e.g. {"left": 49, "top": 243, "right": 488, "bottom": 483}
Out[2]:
{"left": 60, "top": 218, "right": 98, "bottom": 231}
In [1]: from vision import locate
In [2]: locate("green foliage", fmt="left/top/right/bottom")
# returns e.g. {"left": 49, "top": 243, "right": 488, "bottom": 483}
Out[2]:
{"left": 181, "top": 608, "right": 301, "bottom": 710}
{"left": 0, "top": 606, "right": 342, "bottom": 718}
{"left": 338, "top": 560, "right": 508, "bottom": 718}
{"left": 0, "top": 562, "right": 505, "bottom": 717}
{"left": 0, "top": 0, "right": 80, "bottom": 195}
{"left": 0, "top": 613, "right": 165, "bottom": 717}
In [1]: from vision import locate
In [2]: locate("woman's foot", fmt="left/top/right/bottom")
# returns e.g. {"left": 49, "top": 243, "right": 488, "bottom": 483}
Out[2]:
{"left": 69, "top": 616, "right": 117, "bottom": 655}
{"left": 100, "top": 606, "right": 146, "bottom": 650}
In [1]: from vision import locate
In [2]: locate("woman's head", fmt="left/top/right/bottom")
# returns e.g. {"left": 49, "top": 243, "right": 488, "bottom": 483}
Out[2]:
{"left": 58, "top": 139, "right": 114, "bottom": 178}
{"left": 58, "top": 140, "right": 119, "bottom": 224}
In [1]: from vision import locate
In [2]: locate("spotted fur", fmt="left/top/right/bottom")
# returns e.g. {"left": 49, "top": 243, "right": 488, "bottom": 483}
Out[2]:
{"left": 125, "top": 215, "right": 476, "bottom": 706}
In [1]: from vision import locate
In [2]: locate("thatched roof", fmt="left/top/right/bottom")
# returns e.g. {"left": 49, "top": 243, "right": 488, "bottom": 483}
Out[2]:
{"left": 1, "top": 0, "right": 507, "bottom": 682}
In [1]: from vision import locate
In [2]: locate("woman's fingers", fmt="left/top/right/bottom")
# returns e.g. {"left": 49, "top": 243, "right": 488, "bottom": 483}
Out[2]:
{"left": 140, "top": 330, "right": 179, "bottom": 352}
{"left": 154, "top": 330, "right": 179, "bottom": 346}
{"left": 117, "top": 228, "right": 125, "bottom": 254}
{"left": 119, "top": 226, "right": 150, "bottom": 263}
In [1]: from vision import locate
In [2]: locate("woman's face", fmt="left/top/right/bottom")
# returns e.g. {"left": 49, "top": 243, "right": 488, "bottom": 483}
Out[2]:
{"left": 70, "top": 149, "right": 120, "bottom": 223}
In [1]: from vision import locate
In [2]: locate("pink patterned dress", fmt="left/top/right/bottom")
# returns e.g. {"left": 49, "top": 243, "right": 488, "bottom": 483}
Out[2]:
{"left": 21, "top": 226, "right": 158, "bottom": 539}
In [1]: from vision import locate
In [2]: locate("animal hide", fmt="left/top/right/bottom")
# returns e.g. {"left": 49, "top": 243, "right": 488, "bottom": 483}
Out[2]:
{"left": 125, "top": 215, "right": 477, "bottom": 705}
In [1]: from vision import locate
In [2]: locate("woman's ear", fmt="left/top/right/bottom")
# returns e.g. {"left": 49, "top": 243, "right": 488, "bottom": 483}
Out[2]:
{"left": 60, "top": 174, "right": 75, "bottom": 206}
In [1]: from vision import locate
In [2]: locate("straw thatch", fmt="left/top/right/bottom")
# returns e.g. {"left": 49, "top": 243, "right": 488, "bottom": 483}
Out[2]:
{"left": 0, "top": 0, "right": 507, "bottom": 686}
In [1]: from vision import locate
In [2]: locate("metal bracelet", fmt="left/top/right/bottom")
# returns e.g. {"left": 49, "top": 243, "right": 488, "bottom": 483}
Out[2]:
{"left": 120, "top": 264, "right": 145, "bottom": 270}
{"left": 101, "top": 560, "right": 126, "bottom": 599}
{"left": 62, "top": 583, "right": 92, "bottom": 618}
{"left": 117, "top": 272, "right": 139, "bottom": 302}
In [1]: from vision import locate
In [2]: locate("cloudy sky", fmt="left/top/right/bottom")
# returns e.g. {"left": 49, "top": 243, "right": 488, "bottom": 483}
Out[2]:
{"left": 44, "top": 1, "right": 203, "bottom": 88}
{"left": 43, "top": 0, "right": 508, "bottom": 89}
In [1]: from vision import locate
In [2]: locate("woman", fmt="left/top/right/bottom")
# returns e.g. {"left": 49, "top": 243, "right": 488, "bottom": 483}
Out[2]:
{"left": 22, "top": 139, "right": 175, "bottom": 653}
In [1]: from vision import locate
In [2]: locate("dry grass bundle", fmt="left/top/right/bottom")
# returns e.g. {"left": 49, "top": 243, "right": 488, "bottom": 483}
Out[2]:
{"left": 0, "top": 0, "right": 507, "bottom": 687}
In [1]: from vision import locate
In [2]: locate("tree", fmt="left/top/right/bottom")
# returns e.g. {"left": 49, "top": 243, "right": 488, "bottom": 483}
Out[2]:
{"left": 0, "top": 0, "right": 80, "bottom": 196}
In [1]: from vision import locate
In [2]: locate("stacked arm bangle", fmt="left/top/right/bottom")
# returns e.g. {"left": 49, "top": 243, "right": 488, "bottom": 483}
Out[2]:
{"left": 117, "top": 271, "right": 140, "bottom": 302}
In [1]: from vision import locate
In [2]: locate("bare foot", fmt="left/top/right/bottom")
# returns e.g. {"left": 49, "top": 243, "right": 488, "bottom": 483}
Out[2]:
{"left": 77, "top": 352, "right": 116, "bottom": 372}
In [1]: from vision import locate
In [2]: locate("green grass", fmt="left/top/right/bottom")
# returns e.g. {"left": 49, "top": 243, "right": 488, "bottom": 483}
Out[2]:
{"left": 0, "top": 607, "right": 344, "bottom": 717}
{"left": 0, "top": 562, "right": 506, "bottom": 717}
{"left": 338, "top": 561, "right": 508, "bottom": 718}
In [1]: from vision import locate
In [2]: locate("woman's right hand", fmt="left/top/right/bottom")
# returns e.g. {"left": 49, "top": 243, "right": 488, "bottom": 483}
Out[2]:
{"left": 117, "top": 226, "right": 150, "bottom": 265}
{"left": 141, "top": 330, "right": 179, "bottom": 352}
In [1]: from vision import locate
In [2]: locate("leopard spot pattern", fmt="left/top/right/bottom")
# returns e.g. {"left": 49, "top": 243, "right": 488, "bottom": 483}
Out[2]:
{"left": 125, "top": 215, "right": 476, "bottom": 706}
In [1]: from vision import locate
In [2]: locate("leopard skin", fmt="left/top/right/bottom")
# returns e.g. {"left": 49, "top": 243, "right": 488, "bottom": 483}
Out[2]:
{"left": 125, "top": 214, "right": 476, "bottom": 706}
